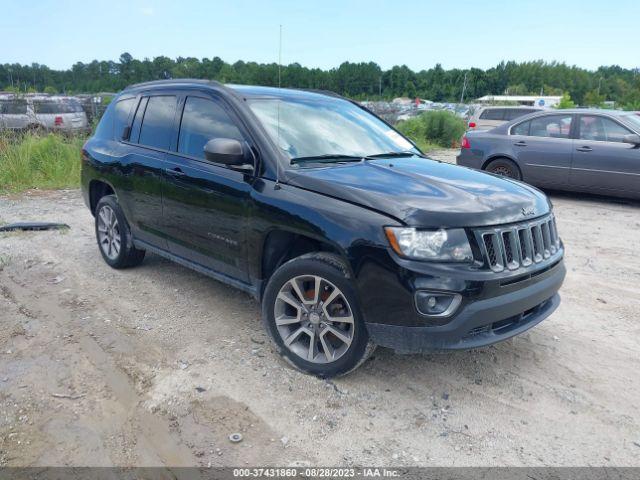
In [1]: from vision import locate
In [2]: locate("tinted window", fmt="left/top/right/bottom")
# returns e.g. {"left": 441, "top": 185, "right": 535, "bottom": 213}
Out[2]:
{"left": 138, "top": 96, "right": 176, "bottom": 149}
{"left": 178, "top": 97, "right": 244, "bottom": 159}
{"left": 511, "top": 121, "right": 530, "bottom": 136}
{"left": 479, "top": 108, "right": 504, "bottom": 120}
{"left": 130, "top": 97, "right": 148, "bottom": 143}
{"left": 33, "top": 100, "right": 83, "bottom": 114}
{"left": 529, "top": 115, "right": 572, "bottom": 138}
{"left": 113, "top": 98, "right": 135, "bottom": 140}
{"left": 0, "top": 100, "right": 28, "bottom": 114}
{"left": 504, "top": 108, "right": 535, "bottom": 121}
{"left": 579, "top": 115, "right": 632, "bottom": 143}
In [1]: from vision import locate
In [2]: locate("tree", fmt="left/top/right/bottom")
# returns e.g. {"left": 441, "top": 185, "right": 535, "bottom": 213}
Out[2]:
{"left": 556, "top": 92, "right": 576, "bottom": 109}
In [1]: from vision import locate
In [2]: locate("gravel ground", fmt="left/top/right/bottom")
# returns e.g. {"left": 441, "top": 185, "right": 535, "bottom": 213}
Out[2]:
{"left": 1, "top": 150, "right": 639, "bottom": 467}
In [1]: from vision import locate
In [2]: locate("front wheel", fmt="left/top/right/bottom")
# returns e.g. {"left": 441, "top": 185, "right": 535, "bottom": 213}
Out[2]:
{"left": 262, "top": 253, "right": 375, "bottom": 377}
{"left": 485, "top": 158, "right": 522, "bottom": 180}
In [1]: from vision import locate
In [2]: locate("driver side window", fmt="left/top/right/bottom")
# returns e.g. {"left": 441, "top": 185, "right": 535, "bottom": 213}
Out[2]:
{"left": 178, "top": 96, "right": 244, "bottom": 160}
{"left": 578, "top": 115, "right": 632, "bottom": 143}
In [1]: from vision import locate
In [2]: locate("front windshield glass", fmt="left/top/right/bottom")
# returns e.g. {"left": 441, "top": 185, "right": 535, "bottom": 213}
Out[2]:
{"left": 247, "top": 96, "right": 417, "bottom": 162}
{"left": 622, "top": 113, "right": 640, "bottom": 131}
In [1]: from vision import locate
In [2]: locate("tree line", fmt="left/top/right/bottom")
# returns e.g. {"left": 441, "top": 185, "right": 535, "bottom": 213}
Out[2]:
{"left": 2, "top": 53, "right": 640, "bottom": 108}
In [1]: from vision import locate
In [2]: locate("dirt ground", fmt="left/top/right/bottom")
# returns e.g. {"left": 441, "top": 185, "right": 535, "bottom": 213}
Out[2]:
{"left": 1, "top": 150, "right": 639, "bottom": 467}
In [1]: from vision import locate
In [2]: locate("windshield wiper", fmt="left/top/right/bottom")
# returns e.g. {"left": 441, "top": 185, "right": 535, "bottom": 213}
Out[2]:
{"left": 290, "top": 154, "right": 364, "bottom": 165}
{"left": 364, "top": 150, "right": 425, "bottom": 159}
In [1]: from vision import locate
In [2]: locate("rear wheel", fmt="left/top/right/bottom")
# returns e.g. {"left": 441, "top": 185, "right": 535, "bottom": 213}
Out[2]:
{"left": 485, "top": 158, "right": 521, "bottom": 180}
{"left": 95, "top": 195, "right": 145, "bottom": 269}
{"left": 262, "top": 253, "right": 375, "bottom": 377}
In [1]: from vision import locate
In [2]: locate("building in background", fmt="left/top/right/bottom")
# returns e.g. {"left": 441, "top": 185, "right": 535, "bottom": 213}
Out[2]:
{"left": 476, "top": 95, "right": 562, "bottom": 108}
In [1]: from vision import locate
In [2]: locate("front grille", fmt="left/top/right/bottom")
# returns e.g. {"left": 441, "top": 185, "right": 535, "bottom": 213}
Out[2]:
{"left": 476, "top": 214, "right": 561, "bottom": 272}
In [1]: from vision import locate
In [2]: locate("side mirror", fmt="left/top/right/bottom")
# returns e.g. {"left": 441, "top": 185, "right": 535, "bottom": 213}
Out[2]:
{"left": 623, "top": 133, "right": 640, "bottom": 146}
{"left": 204, "top": 138, "right": 247, "bottom": 166}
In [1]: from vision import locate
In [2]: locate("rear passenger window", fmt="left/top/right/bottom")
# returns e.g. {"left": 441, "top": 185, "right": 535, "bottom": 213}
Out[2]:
{"left": 113, "top": 98, "right": 135, "bottom": 140}
{"left": 178, "top": 96, "right": 244, "bottom": 160}
{"left": 479, "top": 109, "right": 504, "bottom": 120}
{"left": 529, "top": 115, "right": 572, "bottom": 139}
{"left": 138, "top": 96, "right": 176, "bottom": 150}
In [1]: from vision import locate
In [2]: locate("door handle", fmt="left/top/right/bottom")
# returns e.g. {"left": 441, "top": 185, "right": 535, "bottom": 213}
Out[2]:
{"left": 514, "top": 141, "right": 527, "bottom": 147}
{"left": 576, "top": 146, "right": 593, "bottom": 152}
{"left": 165, "top": 167, "right": 185, "bottom": 177}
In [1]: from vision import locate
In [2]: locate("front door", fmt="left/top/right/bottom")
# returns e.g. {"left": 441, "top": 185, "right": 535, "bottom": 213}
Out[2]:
{"left": 570, "top": 114, "right": 640, "bottom": 194}
{"left": 161, "top": 94, "right": 253, "bottom": 282}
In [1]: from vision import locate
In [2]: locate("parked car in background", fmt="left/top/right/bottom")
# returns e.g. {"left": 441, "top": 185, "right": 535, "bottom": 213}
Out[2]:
{"left": 457, "top": 109, "right": 640, "bottom": 199}
{"left": 468, "top": 106, "right": 542, "bottom": 130}
{"left": 81, "top": 79, "right": 565, "bottom": 377}
{"left": 0, "top": 95, "right": 89, "bottom": 133}
{"left": 0, "top": 98, "right": 31, "bottom": 130}
{"left": 32, "top": 97, "right": 89, "bottom": 132}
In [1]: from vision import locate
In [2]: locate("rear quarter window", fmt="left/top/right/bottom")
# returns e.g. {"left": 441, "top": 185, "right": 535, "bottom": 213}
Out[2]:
{"left": 0, "top": 100, "right": 28, "bottom": 114}
{"left": 113, "top": 98, "right": 135, "bottom": 140}
{"left": 511, "top": 121, "right": 530, "bottom": 136}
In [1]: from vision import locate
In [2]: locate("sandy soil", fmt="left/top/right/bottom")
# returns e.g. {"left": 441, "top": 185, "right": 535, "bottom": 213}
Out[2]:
{"left": 1, "top": 151, "right": 639, "bottom": 467}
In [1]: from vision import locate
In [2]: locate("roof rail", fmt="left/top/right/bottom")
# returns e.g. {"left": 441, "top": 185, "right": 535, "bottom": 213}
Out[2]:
{"left": 125, "top": 78, "right": 224, "bottom": 90}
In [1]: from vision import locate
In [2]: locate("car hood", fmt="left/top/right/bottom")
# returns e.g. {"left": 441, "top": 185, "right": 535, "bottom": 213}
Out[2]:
{"left": 284, "top": 157, "right": 551, "bottom": 227}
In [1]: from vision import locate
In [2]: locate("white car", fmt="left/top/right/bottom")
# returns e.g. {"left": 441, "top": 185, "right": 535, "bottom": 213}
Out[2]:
{"left": 468, "top": 106, "right": 542, "bottom": 130}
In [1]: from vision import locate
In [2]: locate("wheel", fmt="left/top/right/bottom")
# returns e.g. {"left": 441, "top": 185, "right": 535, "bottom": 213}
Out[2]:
{"left": 485, "top": 158, "right": 521, "bottom": 180}
{"left": 94, "top": 195, "right": 145, "bottom": 269}
{"left": 262, "top": 253, "right": 375, "bottom": 377}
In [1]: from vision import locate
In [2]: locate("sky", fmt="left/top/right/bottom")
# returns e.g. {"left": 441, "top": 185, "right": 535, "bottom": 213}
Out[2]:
{"left": 2, "top": 0, "right": 638, "bottom": 72}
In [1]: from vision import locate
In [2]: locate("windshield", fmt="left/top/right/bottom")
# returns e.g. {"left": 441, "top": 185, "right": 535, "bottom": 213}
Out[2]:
{"left": 622, "top": 113, "right": 640, "bottom": 131}
{"left": 247, "top": 96, "right": 417, "bottom": 162}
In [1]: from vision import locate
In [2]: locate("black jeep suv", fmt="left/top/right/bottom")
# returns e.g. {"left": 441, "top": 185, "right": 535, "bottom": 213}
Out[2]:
{"left": 81, "top": 80, "right": 565, "bottom": 377}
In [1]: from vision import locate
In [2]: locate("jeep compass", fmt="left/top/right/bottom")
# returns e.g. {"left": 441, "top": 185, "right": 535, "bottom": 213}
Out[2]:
{"left": 81, "top": 80, "right": 566, "bottom": 377}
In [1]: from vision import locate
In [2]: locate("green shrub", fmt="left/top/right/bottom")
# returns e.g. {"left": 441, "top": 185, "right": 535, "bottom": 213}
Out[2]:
{"left": 396, "top": 110, "right": 466, "bottom": 150}
{"left": 0, "top": 132, "right": 84, "bottom": 193}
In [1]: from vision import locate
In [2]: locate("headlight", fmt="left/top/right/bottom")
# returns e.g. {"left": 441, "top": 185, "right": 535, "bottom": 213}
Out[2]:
{"left": 384, "top": 227, "right": 473, "bottom": 262}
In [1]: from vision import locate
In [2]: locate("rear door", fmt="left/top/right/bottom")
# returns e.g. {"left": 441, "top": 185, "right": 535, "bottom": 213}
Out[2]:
{"left": 570, "top": 114, "right": 640, "bottom": 193}
{"left": 118, "top": 94, "right": 178, "bottom": 248}
{"left": 161, "top": 92, "right": 254, "bottom": 282}
{"left": 509, "top": 113, "right": 574, "bottom": 187}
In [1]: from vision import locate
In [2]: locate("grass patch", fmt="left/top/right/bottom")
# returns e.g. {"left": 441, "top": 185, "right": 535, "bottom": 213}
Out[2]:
{"left": 0, "top": 132, "right": 85, "bottom": 194}
{"left": 396, "top": 110, "right": 467, "bottom": 150}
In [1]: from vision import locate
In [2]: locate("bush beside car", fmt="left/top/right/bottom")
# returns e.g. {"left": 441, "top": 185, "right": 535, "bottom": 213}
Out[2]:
{"left": 396, "top": 110, "right": 467, "bottom": 150}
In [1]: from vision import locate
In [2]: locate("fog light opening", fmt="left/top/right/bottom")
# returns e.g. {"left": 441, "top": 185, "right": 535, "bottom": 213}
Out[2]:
{"left": 415, "top": 291, "right": 462, "bottom": 317}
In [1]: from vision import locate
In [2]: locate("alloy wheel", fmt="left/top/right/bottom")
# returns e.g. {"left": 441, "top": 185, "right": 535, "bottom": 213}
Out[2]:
{"left": 492, "top": 165, "right": 513, "bottom": 177}
{"left": 97, "top": 205, "right": 121, "bottom": 260}
{"left": 274, "top": 275, "right": 355, "bottom": 364}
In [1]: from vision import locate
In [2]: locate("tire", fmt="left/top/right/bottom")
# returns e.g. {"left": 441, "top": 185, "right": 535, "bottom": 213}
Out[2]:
{"left": 485, "top": 158, "right": 522, "bottom": 180}
{"left": 94, "top": 195, "right": 145, "bottom": 269}
{"left": 262, "top": 252, "right": 375, "bottom": 377}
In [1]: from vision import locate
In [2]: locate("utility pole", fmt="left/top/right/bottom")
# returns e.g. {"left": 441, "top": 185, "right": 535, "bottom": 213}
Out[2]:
{"left": 597, "top": 77, "right": 603, "bottom": 96}
{"left": 379, "top": 76, "right": 382, "bottom": 97}
{"left": 460, "top": 71, "right": 468, "bottom": 104}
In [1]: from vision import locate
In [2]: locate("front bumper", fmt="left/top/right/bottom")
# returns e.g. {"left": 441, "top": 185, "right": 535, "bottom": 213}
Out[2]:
{"left": 363, "top": 258, "right": 565, "bottom": 353}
